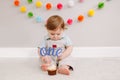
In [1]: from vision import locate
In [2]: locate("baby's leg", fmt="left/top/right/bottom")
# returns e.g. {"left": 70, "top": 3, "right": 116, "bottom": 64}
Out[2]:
{"left": 57, "top": 56, "right": 74, "bottom": 75}
{"left": 57, "top": 65, "right": 70, "bottom": 75}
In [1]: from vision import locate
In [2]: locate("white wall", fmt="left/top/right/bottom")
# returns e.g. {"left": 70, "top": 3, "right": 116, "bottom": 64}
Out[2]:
{"left": 0, "top": 0, "right": 120, "bottom": 47}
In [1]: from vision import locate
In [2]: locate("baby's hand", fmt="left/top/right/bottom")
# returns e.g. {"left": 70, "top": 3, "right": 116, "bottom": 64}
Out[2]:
{"left": 41, "top": 56, "right": 51, "bottom": 64}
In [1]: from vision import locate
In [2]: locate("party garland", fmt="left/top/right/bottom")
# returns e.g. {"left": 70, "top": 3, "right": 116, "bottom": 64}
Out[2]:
{"left": 13, "top": 0, "right": 111, "bottom": 25}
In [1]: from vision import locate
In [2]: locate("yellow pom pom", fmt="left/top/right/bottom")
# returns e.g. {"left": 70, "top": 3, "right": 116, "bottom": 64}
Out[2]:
{"left": 36, "top": 1, "right": 42, "bottom": 8}
{"left": 88, "top": 9, "right": 95, "bottom": 17}
{"left": 20, "top": 6, "right": 27, "bottom": 13}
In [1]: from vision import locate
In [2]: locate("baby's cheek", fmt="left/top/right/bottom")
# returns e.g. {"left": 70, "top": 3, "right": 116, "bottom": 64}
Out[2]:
{"left": 49, "top": 35, "right": 52, "bottom": 38}
{"left": 58, "top": 36, "right": 61, "bottom": 39}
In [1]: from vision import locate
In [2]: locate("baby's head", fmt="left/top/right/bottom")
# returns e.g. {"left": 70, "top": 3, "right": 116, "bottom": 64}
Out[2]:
{"left": 45, "top": 15, "right": 66, "bottom": 40}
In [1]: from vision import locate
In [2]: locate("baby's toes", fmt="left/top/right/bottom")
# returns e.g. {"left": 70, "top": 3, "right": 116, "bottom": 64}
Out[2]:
{"left": 58, "top": 67, "right": 70, "bottom": 75}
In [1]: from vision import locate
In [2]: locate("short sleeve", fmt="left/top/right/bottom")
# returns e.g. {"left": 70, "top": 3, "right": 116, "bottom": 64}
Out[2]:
{"left": 64, "top": 36, "right": 72, "bottom": 46}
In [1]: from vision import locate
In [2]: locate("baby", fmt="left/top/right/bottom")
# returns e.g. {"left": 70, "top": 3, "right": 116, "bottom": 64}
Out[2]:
{"left": 38, "top": 15, "right": 73, "bottom": 75}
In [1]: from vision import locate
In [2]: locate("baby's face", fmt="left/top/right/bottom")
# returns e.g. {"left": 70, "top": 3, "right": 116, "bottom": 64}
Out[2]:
{"left": 47, "top": 29, "right": 64, "bottom": 40}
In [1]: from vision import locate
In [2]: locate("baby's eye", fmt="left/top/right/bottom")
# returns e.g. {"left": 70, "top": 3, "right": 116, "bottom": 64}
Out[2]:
{"left": 57, "top": 34, "right": 60, "bottom": 35}
{"left": 51, "top": 33, "right": 55, "bottom": 35}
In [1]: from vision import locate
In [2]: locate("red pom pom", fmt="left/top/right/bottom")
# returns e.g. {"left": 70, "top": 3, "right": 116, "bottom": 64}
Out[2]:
{"left": 57, "top": 3, "right": 63, "bottom": 10}
{"left": 67, "top": 18, "right": 73, "bottom": 25}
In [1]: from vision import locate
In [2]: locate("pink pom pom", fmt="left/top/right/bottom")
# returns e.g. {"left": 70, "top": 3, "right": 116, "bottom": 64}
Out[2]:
{"left": 67, "top": 18, "right": 73, "bottom": 25}
{"left": 57, "top": 3, "right": 63, "bottom": 10}
{"left": 80, "top": 0, "right": 84, "bottom": 2}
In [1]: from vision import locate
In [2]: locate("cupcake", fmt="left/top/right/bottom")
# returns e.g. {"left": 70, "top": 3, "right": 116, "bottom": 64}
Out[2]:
{"left": 47, "top": 65, "right": 57, "bottom": 75}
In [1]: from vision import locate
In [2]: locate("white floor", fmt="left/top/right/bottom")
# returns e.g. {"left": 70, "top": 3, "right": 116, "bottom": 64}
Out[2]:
{"left": 0, "top": 57, "right": 120, "bottom": 80}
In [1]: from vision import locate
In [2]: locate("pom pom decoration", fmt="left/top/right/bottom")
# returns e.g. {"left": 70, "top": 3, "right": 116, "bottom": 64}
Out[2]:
{"left": 78, "top": 15, "right": 84, "bottom": 22}
{"left": 20, "top": 6, "right": 27, "bottom": 13}
{"left": 67, "top": 18, "right": 73, "bottom": 25}
{"left": 36, "top": 16, "right": 42, "bottom": 22}
{"left": 68, "top": 0, "right": 74, "bottom": 8}
{"left": 13, "top": 0, "right": 108, "bottom": 25}
{"left": 88, "top": 9, "right": 95, "bottom": 17}
{"left": 36, "top": 1, "right": 42, "bottom": 8}
{"left": 28, "top": 12, "right": 33, "bottom": 18}
{"left": 27, "top": 0, "right": 33, "bottom": 4}
{"left": 14, "top": 0, "right": 20, "bottom": 6}
{"left": 57, "top": 3, "right": 63, "bottom": 10}
{"left": 98, "top": 2, "right": 104, "bottom": 9}
{"left": 80, "top": 0, "right": 84, "bottom": 3}
{"left": 46, "top": 3, "right": 52, "bottom": 10}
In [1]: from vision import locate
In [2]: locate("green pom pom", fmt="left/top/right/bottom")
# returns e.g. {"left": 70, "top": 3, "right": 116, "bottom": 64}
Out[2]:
{"left": 98, "top": 2, "right": 104, "bottom": 9}
{"left": 27, "top": 0, "right": 33, "bottom": 4}
{"left": 28, "top": 12, "right": 33, "bottom": 18}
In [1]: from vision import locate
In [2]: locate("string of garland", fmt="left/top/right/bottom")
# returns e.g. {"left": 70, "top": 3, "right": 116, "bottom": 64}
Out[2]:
{"left": 13, "top": 0, "right": 111, "bottom": 25}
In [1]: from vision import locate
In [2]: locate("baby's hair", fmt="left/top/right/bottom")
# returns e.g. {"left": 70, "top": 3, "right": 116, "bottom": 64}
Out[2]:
{"left": 45, "top": 15, "right": 66, "bottom": 30}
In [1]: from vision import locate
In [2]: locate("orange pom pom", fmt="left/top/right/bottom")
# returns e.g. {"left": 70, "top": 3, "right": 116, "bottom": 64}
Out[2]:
{"left": 14, "top": 0, "right": 20, "bottom": 6}
{"left": 46, "top": 3, "right": 52, "bottom": 10}
{"left": 78, "top": 15, "right": 84, "bottom": 22}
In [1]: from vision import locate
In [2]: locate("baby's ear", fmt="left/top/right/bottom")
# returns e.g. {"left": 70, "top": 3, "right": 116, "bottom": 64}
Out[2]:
{"left": 44, "top": 24, "right": 47, "bottom": 27}
{"left": 45, "top": 25, "right": 48, "bottom": 30}
{"left": 64, "top": 26, "right": 68, "bottom": 30}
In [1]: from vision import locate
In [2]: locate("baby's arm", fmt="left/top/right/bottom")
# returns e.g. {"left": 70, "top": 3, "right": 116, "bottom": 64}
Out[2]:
{"left": 38, "top": 47, "right": 51, "bottom": 64}
{"left": 38, "top": 47, "right": 45, "bottom": 60}
{"left": 38, "top": 47, "right": 41, "bottom": 58}
{"left": 58, "top": 46, "right": 73, "bottom": 60}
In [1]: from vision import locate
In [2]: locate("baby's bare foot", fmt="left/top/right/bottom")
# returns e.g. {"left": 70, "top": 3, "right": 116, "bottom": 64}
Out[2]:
{"left": 57, "top": 65, "right": 70, "bottom": 75}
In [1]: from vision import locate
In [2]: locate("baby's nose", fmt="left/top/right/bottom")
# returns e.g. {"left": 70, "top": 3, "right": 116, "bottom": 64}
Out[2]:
{"left": 54, "top": 34, "right": 57, "bottom": 37}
